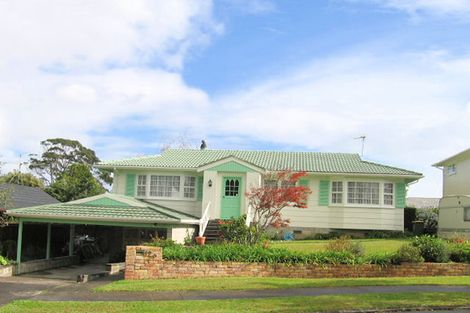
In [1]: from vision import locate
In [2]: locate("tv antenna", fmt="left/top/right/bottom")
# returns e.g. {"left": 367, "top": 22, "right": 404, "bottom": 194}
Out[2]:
{"left": 354, "top": 136, "right": 366, "bottom": 157}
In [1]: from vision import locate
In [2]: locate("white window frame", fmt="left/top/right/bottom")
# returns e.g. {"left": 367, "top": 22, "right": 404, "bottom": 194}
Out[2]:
{"left": 136, "top": 175, "right": 147, "bottom": 197}
{"left": 464, "top": 207, "right": 470, "bottom": 222}
{"left": 383, "top": 182, "right": 394, "bottom": 206}
{"left": 329, "top": 179, "right": 395, "bottom": 208}
{"left": 331, "top": 181, "right": 343, "bottom": 204}
{"left": 134, "top": 173, "right": 199, "bottom": 201}
{"left": 447, "top": 164, "right": 457, "bottom": 176}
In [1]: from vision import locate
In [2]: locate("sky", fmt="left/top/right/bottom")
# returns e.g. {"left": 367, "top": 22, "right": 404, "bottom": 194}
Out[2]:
{"left": 1, "top": 0, "right": 470, "bottom": 197}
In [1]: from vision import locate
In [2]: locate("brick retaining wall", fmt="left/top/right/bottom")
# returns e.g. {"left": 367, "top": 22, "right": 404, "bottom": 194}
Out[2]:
{"left": 125, "top": 246, "right": 470, "bottom": 280}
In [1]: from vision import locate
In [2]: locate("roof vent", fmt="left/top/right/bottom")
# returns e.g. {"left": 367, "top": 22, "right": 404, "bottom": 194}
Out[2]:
{"left": 200, "top": 140, "right": 207, "bottom": 150}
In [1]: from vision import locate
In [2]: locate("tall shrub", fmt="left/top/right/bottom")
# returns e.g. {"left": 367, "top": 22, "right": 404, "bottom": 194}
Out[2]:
{"left": 411, "top": 235, "right": 449, "bottom": 263}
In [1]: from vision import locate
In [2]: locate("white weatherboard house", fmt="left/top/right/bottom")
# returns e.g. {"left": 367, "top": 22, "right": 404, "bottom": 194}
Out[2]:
{"left": 97, "top": 149, "right": 422, "bottom": 238}
{"left": 434, "top": 148, "right": 470, "bottom": 238}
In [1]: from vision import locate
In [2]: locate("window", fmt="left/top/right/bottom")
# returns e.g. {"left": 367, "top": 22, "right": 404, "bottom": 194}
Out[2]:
{"left": 137, "top": 175, "right": 147, "bottom": 197}
{"left": 347, "top": 182, "right": 380, "bottom": 205}
{"left": 331, "top": 181, "right": 343, "bottom": 204}
{"left": 281, "top": 180, "right": 296, "bottom": 188}
{"left": 183, "top": 176, "right": 196, "bottom": 199}
{"left": 224, "top": 179, "right": 240, "bottom": 196}
{"left": 264, "top": 179, "right": 278, "bottom": 188}
{"left": 383, "top": 183, "right": 394, "bottom": 206}
{"left": 150, "top": 175, "right": 180, "bottom": 198}
{"left": 465, "top": 207, "right": 470, "bottom": 221}
{"left": 447, "top": 164, "right": 457, "bottom": 175}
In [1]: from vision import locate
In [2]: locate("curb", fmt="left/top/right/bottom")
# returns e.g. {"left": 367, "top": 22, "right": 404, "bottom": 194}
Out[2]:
{"left": 331, "top": 305, "right": 470, "bottom": 313}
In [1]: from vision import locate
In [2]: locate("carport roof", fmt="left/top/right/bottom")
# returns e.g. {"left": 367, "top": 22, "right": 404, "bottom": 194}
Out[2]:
{"left": 6, "top": 193, "right": 199, "bottom": 226}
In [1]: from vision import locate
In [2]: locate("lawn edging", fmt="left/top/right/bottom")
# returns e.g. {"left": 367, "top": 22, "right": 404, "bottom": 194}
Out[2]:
{"left": 125, "top": 246, "right": 470, "bottom": 280}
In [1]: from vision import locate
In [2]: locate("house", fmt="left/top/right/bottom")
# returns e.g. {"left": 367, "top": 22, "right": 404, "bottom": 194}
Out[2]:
{"left": 96, "top": 149, "right": 422, "bottom": 237}
{"left": 433, "top": 148, "right": 470, "bottom": 238}
{"left": 6, "top": 148, "right": 422, "bottom": 269}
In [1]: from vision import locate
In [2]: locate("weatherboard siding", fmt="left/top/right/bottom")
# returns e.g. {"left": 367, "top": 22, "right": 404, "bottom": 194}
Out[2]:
{"left": 146, "top": 199, "right": 202, "bottom": 218}
{"left": 442, "top": 157, "right": 470, "bottom": 196}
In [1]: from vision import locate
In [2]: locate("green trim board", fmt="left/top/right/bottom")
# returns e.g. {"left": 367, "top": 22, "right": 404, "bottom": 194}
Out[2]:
{"left": 206, "top": 161, "right": 255, "bottom": 173}
{"left": 395, "top": 182, "right": 406, "bottom": 208}
{"left": 318, "top": 180, "right": 330, "bottom": 206}
{"left": 125, "top": 174, "right": 136, "bottom": 196}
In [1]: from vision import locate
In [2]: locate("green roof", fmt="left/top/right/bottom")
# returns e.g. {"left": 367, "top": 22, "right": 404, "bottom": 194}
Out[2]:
{"left": 97, "top": 149, "right": 422, "bottom": 177}
{"left": 6, "top": 193, "right": 199, "bottom": 225}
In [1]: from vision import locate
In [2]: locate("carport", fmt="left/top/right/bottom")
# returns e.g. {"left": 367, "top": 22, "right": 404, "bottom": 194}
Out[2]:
{"left": 6, "top": 193, "right": 200, "bottom": 274}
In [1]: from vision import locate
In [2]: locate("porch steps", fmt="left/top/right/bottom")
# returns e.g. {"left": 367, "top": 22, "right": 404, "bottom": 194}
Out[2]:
{"left": 203, "top": 219, "right": 222, "bottom": 243}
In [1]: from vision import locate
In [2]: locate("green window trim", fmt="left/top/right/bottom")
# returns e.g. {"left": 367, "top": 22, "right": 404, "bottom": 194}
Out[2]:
{"left": 196, "top": 176, "right": 203, "bottom": 201}
{"left": 318, "top": 180, "right": 330, "bottom": 206}
{"left": 125, "top": 174, "right": 136, "bottom": 196}
{"left": 298, "top": 178, "right": 309, "bottom": 187}
{"left": 395, "top": 182, "right": 406, "bottom": 208}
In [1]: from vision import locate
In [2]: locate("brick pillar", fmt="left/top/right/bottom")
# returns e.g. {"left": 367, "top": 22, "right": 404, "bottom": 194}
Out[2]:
{"left": 125, "top": 246, "right": 162, "bottom": 280}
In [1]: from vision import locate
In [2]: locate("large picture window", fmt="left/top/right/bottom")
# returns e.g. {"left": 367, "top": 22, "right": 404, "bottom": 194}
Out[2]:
{"left": 347, "top": 182, "right": 380, "bottom": 205}
{"left": 150, "top": 175, "right": 180, "bottom": 198}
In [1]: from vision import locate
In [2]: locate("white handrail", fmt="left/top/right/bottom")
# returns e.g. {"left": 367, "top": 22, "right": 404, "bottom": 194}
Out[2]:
{"left": 245, "top": 204, "right": 253, "bottom": 227}
{"left": 199, "top": 201, "right": 211, "bottom": 237}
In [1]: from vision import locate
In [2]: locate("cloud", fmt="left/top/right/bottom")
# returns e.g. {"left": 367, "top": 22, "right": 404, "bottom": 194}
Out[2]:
{"left": 0, "top": 1, "right": 218, "bottom": 168}
{"left": 211, "top": 51, "right": 470, "bottom": 196}
{"left": 367, "top": 0, "right": 470, "bottom": 19}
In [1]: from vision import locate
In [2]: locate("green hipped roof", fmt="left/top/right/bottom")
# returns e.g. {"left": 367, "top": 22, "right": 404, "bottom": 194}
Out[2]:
{"left": 6, "top": 193, "right": 199, "bottom": 225}
{"left": 97, "top": 149, "right": 422, "bottom": 177}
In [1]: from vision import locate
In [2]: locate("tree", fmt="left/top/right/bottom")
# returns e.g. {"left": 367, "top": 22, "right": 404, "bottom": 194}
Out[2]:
{"left": 0, "top": 171, "right": 45, "bottom": 188}
{"left": 46, "top": 163, "right": 106, "bottom": 202}
{"left": 0, "top": 188, "right": 12, "bottom": 227}
{"left": 244, "top": 170, "right": 311, "bottom": 243}
{"left": 29, "top": 138, "right": 112, "bottom": 185}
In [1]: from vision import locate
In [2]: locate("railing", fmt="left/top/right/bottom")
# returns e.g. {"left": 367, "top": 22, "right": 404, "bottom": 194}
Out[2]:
{"left": 245, "top": 204, "right": 253, "bottom": 227}
{"left": 199, "top": 201, "right": 211, "bottom": 237}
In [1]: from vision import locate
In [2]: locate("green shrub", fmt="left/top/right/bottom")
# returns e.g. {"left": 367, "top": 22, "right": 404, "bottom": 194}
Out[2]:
{"left": 365, "top": 230, "right": 408, "bottom": 239}
{"left": 449, "top": 243, "right": 470, "bottom": 263}
{"left": 392, "top": 244, "right": 424, "bottom": 264}
{"left": 162, "top": 243, "right": 361, "bottom": 265}
{"left": 0, "top": 255, "right": 8, "bottom": 266}
{"left": 326, "top": 236, "right": 364, "bottom": 257}
{"left": 416, "top": 208, "right": 439, "bottom": 235}
{"left": 411, "top": 235, "right": 449, "bottom": 263}
{"left": 365, "top": 253, "right": 395, "bottom": 266}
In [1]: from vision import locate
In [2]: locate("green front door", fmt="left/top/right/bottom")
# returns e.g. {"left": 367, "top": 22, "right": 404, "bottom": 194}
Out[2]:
{"left": 221, "top": 176, "right": 242, "bottom": 219}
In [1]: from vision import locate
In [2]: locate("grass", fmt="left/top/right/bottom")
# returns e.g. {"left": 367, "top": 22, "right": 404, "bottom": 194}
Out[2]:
{"left": 271, "top": 238, "right": 408, "bottom": 255}
{"left": 95, "top": 276, "right": 470, "bottom": 292}
{"left": 2, "top": 293, "right": 469, "bottom": 313}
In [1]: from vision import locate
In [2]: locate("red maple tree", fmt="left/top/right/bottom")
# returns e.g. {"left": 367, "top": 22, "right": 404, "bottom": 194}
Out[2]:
{"left": 246, "top": 170, "right": 311, "bottom": 238}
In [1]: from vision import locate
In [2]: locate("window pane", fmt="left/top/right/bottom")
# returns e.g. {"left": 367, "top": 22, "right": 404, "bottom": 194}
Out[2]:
{"left": 331, "top": 181, "right": 343, "bottom": 204}
{"left": 137, "top": 175, "right": 147, "bottom": 197}
{"left": 464, "top": 207, "right": 470, "bottom": 221}
{"left": 150, "top": 175, "right": 180, "bottom": 197}
{"left": 264, "top": 180, "right": 278, "bottom": 188}
{"left": 347, "top": 182, "right": 380, "bottom": 205}
{"left": 184, "top": 176, "right": 196, "bottom": 198}
{"left": 383, "top": 183, "right": 394, "bottom": 205}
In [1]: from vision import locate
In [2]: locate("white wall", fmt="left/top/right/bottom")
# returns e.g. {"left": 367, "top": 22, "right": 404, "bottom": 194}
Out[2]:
{"left": 438, "top": 196, "right": 470, "bottom": 237}
{"left": 442, "top": 158, "right": 470, "bottom": 196}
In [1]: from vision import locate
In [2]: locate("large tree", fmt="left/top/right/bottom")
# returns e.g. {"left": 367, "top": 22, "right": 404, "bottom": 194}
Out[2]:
{"left": 0, "top": 171, "right": 45, "bottom": 188}
{"left": 0, "top": 188, "right": 12, "bottom": 227}
{"left": 46, "top": 163, "right": 106, "bottom": 202}
{"left": 29, "top": 138, "right": 112, "bottom": 185}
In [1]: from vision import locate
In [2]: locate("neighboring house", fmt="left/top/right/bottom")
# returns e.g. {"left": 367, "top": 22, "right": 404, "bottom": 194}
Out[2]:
{"left": 0, "top": 183, "right": 59, "bottom": 212}
{"left": 97, "top": 149, "right": 421, "bottom": 235}
{"left": 433, "top": 148, "right": 470, "bottom": 238}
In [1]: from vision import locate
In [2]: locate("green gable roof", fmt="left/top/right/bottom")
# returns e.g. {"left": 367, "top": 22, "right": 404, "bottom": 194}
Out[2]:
{"left": 7, "top": 193, "right": 199, "bottom": 225}
{"left": 97, "top": 149, "right": 422, "bottom": 177}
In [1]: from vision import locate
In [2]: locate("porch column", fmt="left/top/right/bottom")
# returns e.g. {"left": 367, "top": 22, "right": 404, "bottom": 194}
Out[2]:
{"left": 46, "top": 223, "right": 52, "bottom": 260}
{"left": 68, "top": 224, "right": 75, "bottom": 256}
{"left": 16, "top": 219, "right": 23, "bottom": 273}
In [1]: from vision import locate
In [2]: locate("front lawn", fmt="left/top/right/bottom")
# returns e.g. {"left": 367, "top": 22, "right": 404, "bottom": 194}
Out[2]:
{"left": 96, "top": 276, "right": 470, "bottom": 292}
{"left": 2, "top": 293, "right": 470, "bottom": 313}
{"left": 271, "top": 238, "right": 408, "bottom": 255}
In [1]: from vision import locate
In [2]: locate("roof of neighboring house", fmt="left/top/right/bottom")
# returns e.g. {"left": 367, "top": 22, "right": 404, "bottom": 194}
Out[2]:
{"left": 406, "top": 197, "right": 440, "bottom": 209}
{"left": 433, "top": 147, "right": 470, "bottom": 167}
{"left": 0, "top": 183, "right": 59, "bottom": 211}
{"left": 97, "top": 149, "right": 422, "bottom": 177}
{"left": 6, "top": 193, "right": 199, "bottom": 225}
